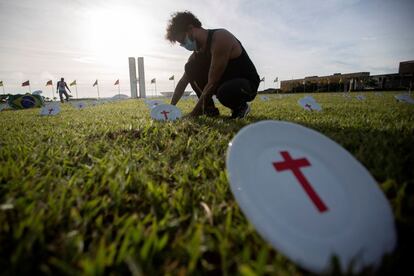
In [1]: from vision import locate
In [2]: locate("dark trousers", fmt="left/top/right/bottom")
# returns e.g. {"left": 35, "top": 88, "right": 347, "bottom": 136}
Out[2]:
{"left": 185, "top": 57, "right": 258, "bottom": 112}
{"left": 216, "top": 78, "right": 257, "bottom": 110}
{"left": 59, "top": 90, "right": 69, "bottom": 103}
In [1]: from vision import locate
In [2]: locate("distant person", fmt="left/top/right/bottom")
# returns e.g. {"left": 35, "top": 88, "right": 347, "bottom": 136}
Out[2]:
{"left": 166, "top": 11, "right": 260, "bottom": 118}
{"left": 56, "top": 77, "right": 71, "bottom": 103}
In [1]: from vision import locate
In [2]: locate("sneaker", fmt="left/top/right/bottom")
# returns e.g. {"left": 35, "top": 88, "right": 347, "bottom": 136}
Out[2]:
{"left": 231, "top": 103, "right": 250, "bottom": 119}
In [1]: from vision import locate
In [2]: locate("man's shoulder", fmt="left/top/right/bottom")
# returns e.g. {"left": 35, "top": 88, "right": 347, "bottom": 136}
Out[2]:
{"left": 212, "top": 29, "right": 233, "bottom": 40}
{"left": 211, "top": 29, "right": 237, "bottom": 48}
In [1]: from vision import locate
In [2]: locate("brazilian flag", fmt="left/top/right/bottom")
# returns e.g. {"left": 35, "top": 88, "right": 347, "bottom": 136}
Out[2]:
{"left": 8, "top": 94, "right": 44, "bottom": 109}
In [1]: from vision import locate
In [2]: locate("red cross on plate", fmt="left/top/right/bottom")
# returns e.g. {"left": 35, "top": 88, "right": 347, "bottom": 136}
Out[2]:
{"left": 273, "top": 151, "right": 328, "bottom": 213}
{"left": 160, "top": 110, "right": 170, "bottom": 120}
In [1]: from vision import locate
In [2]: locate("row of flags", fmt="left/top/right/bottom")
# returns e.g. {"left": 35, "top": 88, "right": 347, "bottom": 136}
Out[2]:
{"left": 151, "top": 75, "right": 175, "bottom": 84}
{"left": 0, "top": 79, "right": 120, "bottom": 87}
{"left": 0, "top": 78, "right": 172, "bottom": 87}
{"left": 260, "top": 77, "right": 279, "bottom": 83}
{"left": 3, "top": 75, "right": 276, "bottom": 87}
{"left": 149, "top": 75, "right": 278, "bottom": 83}
{"left": 2, "top": 76, "right": 278, "bottom": 91}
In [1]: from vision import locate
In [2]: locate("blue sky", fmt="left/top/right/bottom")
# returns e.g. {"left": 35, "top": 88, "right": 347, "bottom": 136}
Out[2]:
{"left": 0, "top": 0, "right": 413, "bottom": 97}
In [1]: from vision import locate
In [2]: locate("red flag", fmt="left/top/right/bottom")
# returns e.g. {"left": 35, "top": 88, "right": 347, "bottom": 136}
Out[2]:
{"left": 22, "top": 80, "right": 30, "bottom": 86}
{"left": 46, "top": 80, "right": 53, "bottom": 86}
{"left": 114, "top": 79, "right": 119, "bottom": 85}
{"left": 93, "top": 80, "right": 98, "bottom": 87}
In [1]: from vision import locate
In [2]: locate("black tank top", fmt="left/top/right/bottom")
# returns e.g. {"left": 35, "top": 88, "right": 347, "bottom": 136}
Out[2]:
{"left": 202, "top": 29, "right": 260, "bottom": 89}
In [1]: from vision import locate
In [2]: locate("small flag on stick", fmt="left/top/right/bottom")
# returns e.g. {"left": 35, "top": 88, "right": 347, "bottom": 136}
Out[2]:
{"left": 46, "top": 80, "right": 53, "bottom": 98}
{"left": 169, "top": 75, "right": 175, "bottom": 90}
{"left": 274, "top": 77, "right": 278, "bottom": 83}
{"left": 151, "top": 78, "right": 157, "bottom": 96}
{"left": 70, "top": 80, "right": 78, "bottom": 98}
{"left": 93, "top": 79, "right": 99, "bottom": 98}
{"left": 260, "top": 77, "right": 265, "bottom": 90}
{"left": 0, "top": 81, "right": 4, "bottom": 87}
{"left": 114, "top": 79, "right": 120, "bottom": 96}
{"left": 22, "top": 80, "right": 31, "bottom": 93}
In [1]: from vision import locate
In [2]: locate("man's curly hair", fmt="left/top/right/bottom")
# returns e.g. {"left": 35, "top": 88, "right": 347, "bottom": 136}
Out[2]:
{"left": 166, "top": 11, "right": 202, "bottom": 43}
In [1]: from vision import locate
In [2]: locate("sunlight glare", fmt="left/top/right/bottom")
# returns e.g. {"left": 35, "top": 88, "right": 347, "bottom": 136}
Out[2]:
{"left": 84, "top": 7, "right": 155, "bottom": 66}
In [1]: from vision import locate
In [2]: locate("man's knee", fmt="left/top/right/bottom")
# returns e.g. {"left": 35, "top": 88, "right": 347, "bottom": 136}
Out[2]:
{"left": 184, "top": 60, "right": 198, "bottom": 79}
{"left": 216, "top": 79, "right": 253, "bottom": 98}
{"left": 216, "top": 79, "right": 257, "bottom": 108}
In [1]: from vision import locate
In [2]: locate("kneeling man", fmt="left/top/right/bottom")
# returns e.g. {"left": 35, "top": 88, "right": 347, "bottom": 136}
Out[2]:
{"left": 166, "top": 11, "right": 260, "bottom": 118}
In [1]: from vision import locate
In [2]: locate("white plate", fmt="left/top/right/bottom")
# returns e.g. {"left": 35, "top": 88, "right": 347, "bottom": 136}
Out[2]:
{"left": 40, "top": 104, "right": 61, "bottom": 116}
{"left": 72, "top": 101, "right": 87, "bottom": 109}
{"left": 0, "top": 103, "right": 9, "bottom": 111}
{"left": 395, "top": 94, "right": 414, "bottom": 104}
{"left": 226, "top": 121, "right": 396, "bottom": 273}
{"left": 303, "top": 95, "right": 317, "bottom": 103}
{"left": 212, "top": 95, "right": 219, "bottom": 104}
{"left": 356, "top": 95, "right": 366, "bottom": 101}
{"left": 298, "top": 97, "right": 322, "bottom": 111}
{"left": 150, "top": 104, "right": 182, "bottom": 121}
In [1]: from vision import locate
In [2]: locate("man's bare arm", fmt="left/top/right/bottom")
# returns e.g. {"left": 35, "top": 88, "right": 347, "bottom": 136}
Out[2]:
{"left": 65, "top": 83, "right": 71, "bottom": 93}
{"left": 190, "top": 31, "right": 233, "bottom": 116}
{"left": 171, "top": 73, "right": 189, "bottom": 105}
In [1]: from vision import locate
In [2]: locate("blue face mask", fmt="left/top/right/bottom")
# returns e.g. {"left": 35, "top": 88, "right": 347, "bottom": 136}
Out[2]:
{"left": 180, "top": 35, "right": 197, "bottom": 51}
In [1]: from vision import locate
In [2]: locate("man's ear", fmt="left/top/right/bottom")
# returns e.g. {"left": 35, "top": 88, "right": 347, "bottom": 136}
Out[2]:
{"left": 187, "top": 25, "right": 194, "bottom": 38}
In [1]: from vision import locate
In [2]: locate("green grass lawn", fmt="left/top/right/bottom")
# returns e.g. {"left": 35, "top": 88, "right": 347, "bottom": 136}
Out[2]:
{"left": 0, "top": 92, "right": 413, "bottom": 275}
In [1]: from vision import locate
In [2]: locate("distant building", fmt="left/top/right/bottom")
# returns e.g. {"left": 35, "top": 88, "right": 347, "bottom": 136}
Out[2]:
{"left": 371, "top": 61, "right": 414, "bottom": 90}
{"left": 399, "top": 60, "right": 414, "bottom": 75}
{"left": 280, "top": 72, "right": 370, "bottom": 93}
{"left": 280, "top": 60, "right": 414, "bottom": 93}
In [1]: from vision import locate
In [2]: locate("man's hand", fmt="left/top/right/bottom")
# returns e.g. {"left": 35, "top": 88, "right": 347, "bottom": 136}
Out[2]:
{"left": 189, "top": 87, "right": 215, "bottom": 116}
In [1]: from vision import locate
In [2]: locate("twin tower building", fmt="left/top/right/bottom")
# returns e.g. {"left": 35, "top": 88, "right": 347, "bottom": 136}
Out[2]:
{"left": 128, "top": 57, "right": 146, "bottom": 98}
